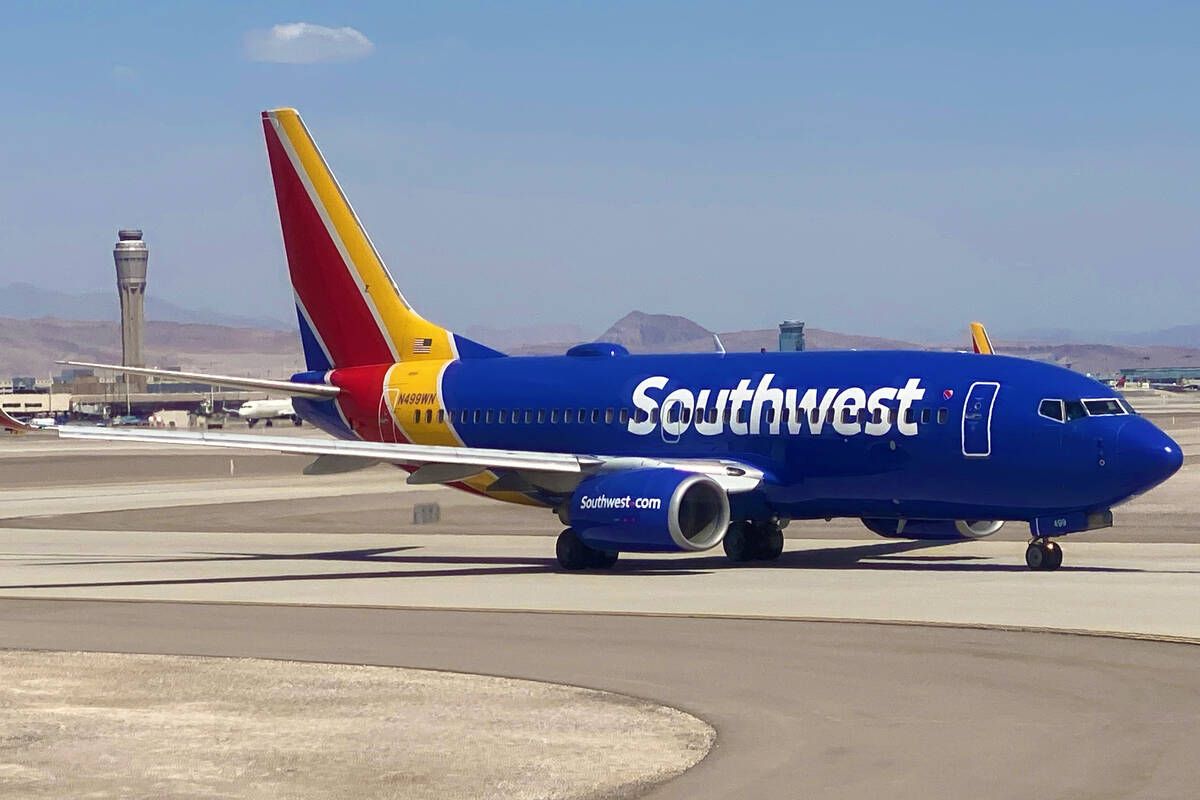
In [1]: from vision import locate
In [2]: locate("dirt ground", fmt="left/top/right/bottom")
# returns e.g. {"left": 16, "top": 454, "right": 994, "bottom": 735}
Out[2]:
{"left": 0, "top": 650, "right": 713, "bottom": 800}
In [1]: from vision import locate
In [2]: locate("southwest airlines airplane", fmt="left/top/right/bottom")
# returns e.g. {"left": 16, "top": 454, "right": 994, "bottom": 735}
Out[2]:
{"left": 2, "top": 109, "right": 1182, "bottom": 572}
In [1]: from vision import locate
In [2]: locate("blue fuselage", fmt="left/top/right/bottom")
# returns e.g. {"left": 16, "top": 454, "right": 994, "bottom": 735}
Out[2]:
{"left": 298, "top": 349, "right": 1182, "bottom": 528}
{"left": 439, "top": 350, "right": 1180, "bottom": 523}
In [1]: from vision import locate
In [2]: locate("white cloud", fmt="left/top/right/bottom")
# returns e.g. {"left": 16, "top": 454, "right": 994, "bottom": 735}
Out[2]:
{"left": 244, "top": 22, "right": 374, "bottom": 64}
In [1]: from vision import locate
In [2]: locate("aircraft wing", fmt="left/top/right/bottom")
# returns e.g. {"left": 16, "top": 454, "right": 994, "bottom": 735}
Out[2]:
{"left": 0, "top": 409, "right": 762, "bottom": 494}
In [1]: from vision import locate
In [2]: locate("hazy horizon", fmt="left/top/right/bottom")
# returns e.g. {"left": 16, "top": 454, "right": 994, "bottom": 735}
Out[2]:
{"left": 3, "top": 3, "right": 1197, "bottom": 342}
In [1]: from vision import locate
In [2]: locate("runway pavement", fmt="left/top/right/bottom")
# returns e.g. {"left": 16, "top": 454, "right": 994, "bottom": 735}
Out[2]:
{"left": 1, "top": 422, "right": 1199, "bottom": 797}
{"left": 2, "top": 601, "right": 1198, "bottom": 799}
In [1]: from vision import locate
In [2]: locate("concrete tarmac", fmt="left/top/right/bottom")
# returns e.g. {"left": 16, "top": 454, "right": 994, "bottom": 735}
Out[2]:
{"left": 2, "top": 420, "right": 1200, "bottom": 797}
{"left": 2, "top": 601, "right": 1198, "bottom": 800}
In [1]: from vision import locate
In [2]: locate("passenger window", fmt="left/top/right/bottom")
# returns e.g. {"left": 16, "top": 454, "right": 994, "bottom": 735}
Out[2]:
{"left": 437, "top": 409, "right": 445, "bottom": 424}
{"left": 841, "top": 408, "right": 853, "bottom": 424}
{"left": 937, "top": 408, "right": 948, "bottom": 424}
{"left": 708, "top": 408, "right": 718, "bottom": 424}
{"left": 550, "top": 409, "right": 559, "bottom": 423}
{"left": 811, "top": 408, "right": 820, "bottom": 425}
{"left": 524, "top": 409, "right": 533, "bottom": 424}
{"left": 856, "top": 408, "right": 867, "bottom": 424}
{"left": 1038, "top": 399, "right": 1064, "bottom": 422}
{"left": 591, "top": 409, "right": 600, "bottom": 424}
{"left": 826, "top": 408, "right": 835, "bottom": 424}
{"left": 723, "top": 408, "right": 732, "bottom": 423}
{"left": 1064, "top": 400, "right": 1087, "bottom": 420}
{"left": 619, "top": 408, "right": 629, "bottom": 424}
{"left": 564, "top": 409, "right": 574, "bottom": 423}
{"left": 513, "top": 409, "right": 522, "bottom": 423}
{"left": 473, "top": 410, "right": 481, "bottom": 424}
{"left": 737, "top": 408, "right": 747, "bottom": 424}
{"left": 872, "top": 408, "right": 882, "bottom": 424}
{"left": 904, "top": 408, "right": 914, "bottom": 425}
{"left": 426, "top": 409, "right": 433, "bottom": 424}
{"left": 920, "top": 408, "right": 931, "bottom": 425}
{"left": 780, "top": 408, "right": 789, "bottom": 425}
{"left": 486, "top": 410, "right": 494, "bottom": 424}
{"left": 889, "top": 408, "right": 898, "bottom": 424}
{"left": 579, "top": 408, "right": 588, "bottom": 423}
{"left": 498, "top": 409, "right": 507, "bottom": 424}
{"left": 766, "top": 408, "right": 775, "bottom": 424}
{"left": 413, "top": 410, "right": 420, "bottom": 424}
{"left": 605, "top": 408, "right": 615, "bottom": 424}
{"left": 537, "top": 409, "right": 546, "bottom": 424}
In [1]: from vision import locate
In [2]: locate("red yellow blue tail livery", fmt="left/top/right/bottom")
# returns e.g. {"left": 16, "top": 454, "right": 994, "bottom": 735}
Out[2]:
{"left": 10, "top": 108, "right": 1182, "bottom": 573}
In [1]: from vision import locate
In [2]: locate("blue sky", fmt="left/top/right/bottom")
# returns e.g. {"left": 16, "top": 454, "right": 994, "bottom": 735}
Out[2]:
{"left": 2, "top": 1, "right": 1197, "bottom": 340}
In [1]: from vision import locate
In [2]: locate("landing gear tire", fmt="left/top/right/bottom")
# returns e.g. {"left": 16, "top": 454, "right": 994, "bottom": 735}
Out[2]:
{"left": 723, "top": 523, "right": 753, "bottom": 562}
{"left": 589, "top": 549, "right": 619, "bottom": 569}
{"left": 1025, "top": 539, "right": 1063, "bottom": 571}
{"left": 755, "top": 525, "right": 785, "bottom": 561}
{"left": 246, "top": 418, "right": 257, "bottom": 428}
{"left": 724, "top": 522, "right": 784, "bottom": 563}
{"left": 555, "top": 529, "right": 617, "bottom": 571}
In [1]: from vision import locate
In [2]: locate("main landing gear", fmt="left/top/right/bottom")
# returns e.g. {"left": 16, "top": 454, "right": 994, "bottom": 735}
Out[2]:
{"left": 723, "top": 521, "right": 785, "bottom": 563}
{"left": 1025, "top": 538, "right": 1063, "bottom": 571}
{"left": 556, "top": 529, "right": 619, "bottom": 571}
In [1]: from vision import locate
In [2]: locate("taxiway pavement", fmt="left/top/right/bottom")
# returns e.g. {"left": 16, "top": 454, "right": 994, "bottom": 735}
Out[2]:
{"left": 1, "top": 422, "right": 1198, "bottom": 797}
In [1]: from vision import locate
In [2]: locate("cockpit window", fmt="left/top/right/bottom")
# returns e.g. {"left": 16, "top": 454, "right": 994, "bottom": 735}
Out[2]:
{"left": 1083, "top": 399, "right": 1126, "bottom": 416}
{"left": 1038, "top": 399, "right": 1064, "bottom": 422}
{"left": 1064, "top": 400, "right": 1088, "bottom": 420}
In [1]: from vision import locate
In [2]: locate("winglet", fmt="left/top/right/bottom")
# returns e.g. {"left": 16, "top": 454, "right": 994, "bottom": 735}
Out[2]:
{"left": 969, "top": 321, "right": 994, "bottom": 355}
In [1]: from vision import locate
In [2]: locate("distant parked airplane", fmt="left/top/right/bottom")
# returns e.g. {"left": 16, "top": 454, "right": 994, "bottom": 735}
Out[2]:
{"left": 1, "top": 109, "right": 1182, "bottom": 572}
{"left": 237, "top": 398, "right": 300, "bottom": 427}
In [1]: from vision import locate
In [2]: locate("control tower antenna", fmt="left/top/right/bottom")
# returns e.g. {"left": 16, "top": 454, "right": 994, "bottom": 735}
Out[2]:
{"left": 113, "top": 229, "right": 148, "bottom": 393}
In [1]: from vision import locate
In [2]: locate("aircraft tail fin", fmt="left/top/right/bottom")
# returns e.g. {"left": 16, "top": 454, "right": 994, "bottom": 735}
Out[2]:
{"left": 969, "top": 321, "right": 994, "bottom": 355}
{"left": 261, "top": 108, "right": 503, "bottom": 370}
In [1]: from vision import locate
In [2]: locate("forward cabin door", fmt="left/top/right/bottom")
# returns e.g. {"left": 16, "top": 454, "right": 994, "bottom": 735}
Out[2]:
{"left": 961, "top": 382, "right": 1000, "bottom": 458}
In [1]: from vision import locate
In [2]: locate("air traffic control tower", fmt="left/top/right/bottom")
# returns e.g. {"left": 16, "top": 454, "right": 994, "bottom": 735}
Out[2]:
{"left": 779, "top": 320, "right": 805, "bottom": 352}
{"left": 113, "top": 229, "right": 148, "bottom": 392}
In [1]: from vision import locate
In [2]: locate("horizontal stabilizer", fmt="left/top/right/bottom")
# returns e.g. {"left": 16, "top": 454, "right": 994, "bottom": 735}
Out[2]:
{"left": 57, "top": 360, "right": 339, "bottom": 399}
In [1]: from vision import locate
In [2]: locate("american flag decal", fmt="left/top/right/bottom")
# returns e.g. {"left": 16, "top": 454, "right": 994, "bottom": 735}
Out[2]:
{"left": 412, "top": 337, "right": 433, "bottom": 354}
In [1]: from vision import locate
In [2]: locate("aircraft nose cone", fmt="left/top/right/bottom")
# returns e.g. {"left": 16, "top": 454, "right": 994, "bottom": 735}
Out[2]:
{"left": 1117, "top": 419, "right": 1183, "bottom": 490}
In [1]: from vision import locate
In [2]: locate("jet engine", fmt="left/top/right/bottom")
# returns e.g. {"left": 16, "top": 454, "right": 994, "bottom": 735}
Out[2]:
{"left": 861, "top": 518, "right": 1005, "bottom": 540}
{"left": 568, "top": 468, "right": 730, "bottom": 552}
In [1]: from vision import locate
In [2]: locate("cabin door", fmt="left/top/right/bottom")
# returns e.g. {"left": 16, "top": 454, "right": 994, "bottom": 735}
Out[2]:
{"left": 961, "top": 382, "right": 999, "bottom": 458}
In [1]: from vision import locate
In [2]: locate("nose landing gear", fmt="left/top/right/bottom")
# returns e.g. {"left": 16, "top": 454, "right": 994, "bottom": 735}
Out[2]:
{"left": 1025, "top": 538, "right": 1063, "bottom": 571}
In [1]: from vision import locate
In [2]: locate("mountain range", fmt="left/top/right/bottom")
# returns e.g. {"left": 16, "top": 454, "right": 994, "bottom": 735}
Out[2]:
{"left": 0, "top": 283, "right": 291, "bottom": 331}
{"left": 470, "top": 311, "right": 1200, "bottom": 376}
{"left": 2, "top": 289, "right": 1199, "bottom": 379}
{"left": 5, "top": 283, "right": 1200, "bottom": 349}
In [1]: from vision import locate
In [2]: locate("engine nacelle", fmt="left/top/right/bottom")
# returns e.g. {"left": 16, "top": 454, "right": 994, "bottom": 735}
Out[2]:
{"left": 568, "top": 468, "right": 730, "bottom": 553}
{"left": 862, "top": 518, "right": 1005, "bottom": 540}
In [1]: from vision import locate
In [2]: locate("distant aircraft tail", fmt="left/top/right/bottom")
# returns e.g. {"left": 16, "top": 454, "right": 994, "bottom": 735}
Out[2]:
{"left": 261, "top": 108, "right": 500, "bottom": 370}
{"left": 969, "top": 321, "right": 994, "bottom": 355}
